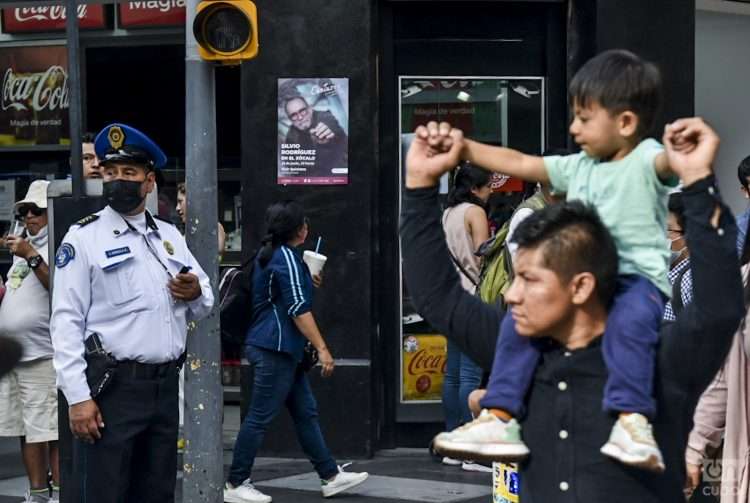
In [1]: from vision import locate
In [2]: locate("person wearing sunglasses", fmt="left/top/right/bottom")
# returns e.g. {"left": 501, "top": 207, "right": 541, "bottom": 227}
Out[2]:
{"left": 0, "top": 180, "right": 59, "bottom": 502}
{"left": 283, "top": 95, "right": 348, "bottom": 179}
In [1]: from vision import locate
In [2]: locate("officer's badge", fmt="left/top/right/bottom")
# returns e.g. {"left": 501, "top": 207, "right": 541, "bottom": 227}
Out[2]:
{"left": 108, "top": 126, "right": 125, "bottom": 150}
{"left": 163, "top": 241, "right": 175, "bottom": 255}
{"left": 55, "top": 243, "right": 75, "bottom": 268}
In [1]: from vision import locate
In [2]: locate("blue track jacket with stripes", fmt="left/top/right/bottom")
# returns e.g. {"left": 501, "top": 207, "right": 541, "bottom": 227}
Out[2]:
{"left": 247, "top": 245, "right": 313, "bottom": 361}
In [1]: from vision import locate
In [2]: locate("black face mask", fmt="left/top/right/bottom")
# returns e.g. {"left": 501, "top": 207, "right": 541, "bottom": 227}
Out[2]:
{"left": 103, "top": 179, "right": 145, "bottom": 214}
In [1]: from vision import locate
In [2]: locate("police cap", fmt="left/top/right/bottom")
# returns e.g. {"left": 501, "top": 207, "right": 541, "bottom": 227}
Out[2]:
{"left": 94, "top": 123, "right": 167, "bottom": 170}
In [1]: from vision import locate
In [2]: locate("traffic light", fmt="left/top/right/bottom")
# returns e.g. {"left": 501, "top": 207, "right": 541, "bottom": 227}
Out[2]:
{"left": 193, "top": 1, "right": 259, "bottom": 65}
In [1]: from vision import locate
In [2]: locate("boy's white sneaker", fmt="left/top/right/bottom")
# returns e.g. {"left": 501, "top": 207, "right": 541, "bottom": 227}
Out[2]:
{"left": 461, "top": 460, "right": 493, "bottom": 473}
{"left": 432, "top": 409, "right": 530, "bottom": 462}
{"left": 600, "top": 413, "right": 665, "bottom": 473}
{"left": 223, "top": 479, "right": 272, "bottom": 503}
{"left": 321, "top": 465, "right": 369, "bottom": 498}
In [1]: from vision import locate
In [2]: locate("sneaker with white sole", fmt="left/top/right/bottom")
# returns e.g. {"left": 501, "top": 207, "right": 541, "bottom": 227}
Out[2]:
{"left": 600, "top": 413, "right": 665, "bottom": 473}
{"left": 432, "top": 409, "right": 530, "bottom": 462}
{"left": 441, "top": 456, "right": 462, "bottom": 466}
{"left": 24, "top": 490, "right": 50, "bottom": 503}
{"left": 223, "top": 479, "right": 272, "bottom": 503}
{"left": 461, "top": 460, "right": 493, "bottom": 473}
{"left": 321, "top": 465, "right": 369, "bottom": 498}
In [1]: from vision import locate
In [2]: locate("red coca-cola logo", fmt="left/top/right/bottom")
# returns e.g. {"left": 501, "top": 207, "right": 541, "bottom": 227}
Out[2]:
{"left": 2, "top": 5, "right": 106, "bottom": 32}
{"left": 12, "top": 6, "right": 88, "bottom": 22}
{"left": 2, "top": 66, "right": 69, "bottom": 113}
{"left": 407, "top": 349, "right": 447, "bottom": 376}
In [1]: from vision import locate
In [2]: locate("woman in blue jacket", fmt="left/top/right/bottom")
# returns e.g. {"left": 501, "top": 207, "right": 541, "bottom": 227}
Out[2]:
{"left": 224, "top": 201, "right": 368, "bottom": 503}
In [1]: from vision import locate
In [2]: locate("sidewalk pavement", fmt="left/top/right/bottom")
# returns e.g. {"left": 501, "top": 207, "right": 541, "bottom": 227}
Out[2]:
{"left": 0, "top": 407, "right": 493, "bottom": 503}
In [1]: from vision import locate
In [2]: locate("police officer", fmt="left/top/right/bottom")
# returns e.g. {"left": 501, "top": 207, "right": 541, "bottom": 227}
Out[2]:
{"left": 50, "top": 124, "right": 214, "bottom": 502}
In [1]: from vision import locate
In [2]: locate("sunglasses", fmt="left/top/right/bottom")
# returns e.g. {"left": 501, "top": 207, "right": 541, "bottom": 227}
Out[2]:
{"left": 16, "top": 205, "right": 44, "bottom": 218}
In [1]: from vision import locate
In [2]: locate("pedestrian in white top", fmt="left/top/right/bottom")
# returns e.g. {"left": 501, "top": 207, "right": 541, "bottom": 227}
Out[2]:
{"left": 0, "top": 180, "right": 59, "bottom": 503}
{"left": 50, "top": 123, "right": 214, "bottom": 503}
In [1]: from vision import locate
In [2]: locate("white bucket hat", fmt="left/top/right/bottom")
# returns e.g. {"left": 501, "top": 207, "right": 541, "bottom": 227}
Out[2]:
{"left": 14, "top": 180, "right": 50, "bottom": 210}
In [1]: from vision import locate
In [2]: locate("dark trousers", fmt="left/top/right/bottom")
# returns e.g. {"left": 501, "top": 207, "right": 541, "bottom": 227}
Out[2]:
{"left": 72, "top": 364, "right": 179, "bottom": 503}
{"left": 481, "top": 274, "right": 665, "bottom": 419}
{"left": 228, "top": 344, "right": 338, "bottom": 486}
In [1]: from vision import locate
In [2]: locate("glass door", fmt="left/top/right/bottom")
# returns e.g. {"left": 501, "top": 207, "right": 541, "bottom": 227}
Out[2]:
{"left": 397, "top": 76, "right": 545, "bottom": 419}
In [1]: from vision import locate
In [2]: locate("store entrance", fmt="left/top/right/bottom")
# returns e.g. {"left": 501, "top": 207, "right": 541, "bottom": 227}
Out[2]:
{"left": 377, "top": 0, "right": 567, "bottom": 448}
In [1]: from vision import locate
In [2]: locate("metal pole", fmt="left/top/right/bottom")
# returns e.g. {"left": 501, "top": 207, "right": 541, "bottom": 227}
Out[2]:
{"left": 65, "top": 0, "right": 83, "bottom": 199}
{"left": 183, "top": 1, "right": 223, "bottom": 502}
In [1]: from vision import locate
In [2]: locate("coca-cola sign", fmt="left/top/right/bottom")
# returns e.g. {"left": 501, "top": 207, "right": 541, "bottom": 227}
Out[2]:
{"left": 119, "top": 0, "right": 186, "bottom": 28}
{"left": 0, "top": 47, "right": 70, "bottom": 147}
{"left": 2, "top": 66, "right": 69, "bottom": 113}
{"left": 2, "top": 5, "right": 106, "bottom": 33}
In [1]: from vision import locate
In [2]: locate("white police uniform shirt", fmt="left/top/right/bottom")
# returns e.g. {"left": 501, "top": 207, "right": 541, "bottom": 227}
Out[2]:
{"left": 50, "top": 206, "right": 214, "bottom": 405}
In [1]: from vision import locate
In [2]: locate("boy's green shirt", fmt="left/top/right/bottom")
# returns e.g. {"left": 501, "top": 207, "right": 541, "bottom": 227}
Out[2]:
{"left": 544, "top": 138, "right": 675, "bottom": 297}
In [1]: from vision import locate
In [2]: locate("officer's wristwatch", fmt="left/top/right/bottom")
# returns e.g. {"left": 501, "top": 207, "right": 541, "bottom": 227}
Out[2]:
{"left": 26, "top": 254, "right": 43, "bottom": 270}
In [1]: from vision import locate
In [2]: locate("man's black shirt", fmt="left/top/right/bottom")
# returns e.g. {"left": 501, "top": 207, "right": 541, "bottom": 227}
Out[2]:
{"left": 400, "top": 176, "right": 744, "bottom": 502}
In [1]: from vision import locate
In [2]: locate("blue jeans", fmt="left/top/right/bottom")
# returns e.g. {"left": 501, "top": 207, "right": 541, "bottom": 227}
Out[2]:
{"left": 227, "top": 345, "right": 339, "bottom": 486}
{"left": 442, "top": 338, "right": 484, "bottom": 430}
{"left": 481, "top": 274, "right": 665, "bottom": 419}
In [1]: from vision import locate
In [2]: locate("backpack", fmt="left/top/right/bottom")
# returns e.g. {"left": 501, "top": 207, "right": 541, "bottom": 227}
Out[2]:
{"left": 218, "top": 252, "right": 258, "bottom": 346}
{"left": 477, "top": 193, "right": 547, "bottom": 307}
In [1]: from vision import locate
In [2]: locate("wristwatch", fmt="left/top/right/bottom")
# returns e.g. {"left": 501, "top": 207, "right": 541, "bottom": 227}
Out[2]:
{"left": 26, "top": 254, "right": 43, "bottom": 270}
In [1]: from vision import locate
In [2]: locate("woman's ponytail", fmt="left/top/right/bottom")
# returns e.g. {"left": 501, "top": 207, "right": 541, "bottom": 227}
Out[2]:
{"left": 257, "top": 200, "right": 307, "bottom": 267}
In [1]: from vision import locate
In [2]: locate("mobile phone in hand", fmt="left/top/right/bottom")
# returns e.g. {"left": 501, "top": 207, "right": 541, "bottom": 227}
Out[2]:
{"left": 179, "top": 266, "right": 192, "bottom": 274}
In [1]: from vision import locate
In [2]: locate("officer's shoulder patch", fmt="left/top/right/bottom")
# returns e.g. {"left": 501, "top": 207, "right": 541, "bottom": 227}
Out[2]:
{"left": 55, "top": 243, "right": 75, "bottom": 268}
{"left": 75, "top": 214, "right": 99, "bottom": 227}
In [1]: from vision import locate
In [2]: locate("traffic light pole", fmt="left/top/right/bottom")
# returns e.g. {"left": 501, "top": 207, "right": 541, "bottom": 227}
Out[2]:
{"left": 184, "top": 1, "right": 223, "bottom": 502}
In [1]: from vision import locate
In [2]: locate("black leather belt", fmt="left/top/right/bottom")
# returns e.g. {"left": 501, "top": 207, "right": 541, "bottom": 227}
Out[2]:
{"left": 118, "top": 360, "right": 178, "bottom": 379}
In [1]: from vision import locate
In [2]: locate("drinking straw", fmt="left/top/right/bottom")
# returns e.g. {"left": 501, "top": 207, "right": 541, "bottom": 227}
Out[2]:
{"left": 315, "top": 237, "right": 322, "bottom": 254}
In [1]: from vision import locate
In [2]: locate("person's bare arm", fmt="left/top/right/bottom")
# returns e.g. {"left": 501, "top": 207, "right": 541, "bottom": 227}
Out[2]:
{"left": 465, "top": 205, "right": 489, "bottom": 251}
{"left": 654, "top": 151, "right": 674, "bottom": 181}
{"left": 5, "top": 236, "right": 49, "bottom": 289}
{"left": 463, "top": 139, "right": 549, "bottom": 183}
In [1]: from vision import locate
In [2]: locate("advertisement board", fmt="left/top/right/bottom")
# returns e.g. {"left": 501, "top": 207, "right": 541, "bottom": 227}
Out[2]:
{"left": 401, "top": 333, "right": 447, "bottom": 402}
{"left": 119, "top": 1, "right": 186, "bottom": 28}
{"left": 277, "top": 78, "right": 349, "bottom": 185}
{"left": 2, "top": 5, "right": 106, "bottom": 33}
{"left": 0, "top": 46, "right": 70, "bottom": 148}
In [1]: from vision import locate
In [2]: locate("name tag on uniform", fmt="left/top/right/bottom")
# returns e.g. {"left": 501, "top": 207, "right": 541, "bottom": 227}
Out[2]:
{"left": 105, "top": 247, "right": 131, "bottom": 259}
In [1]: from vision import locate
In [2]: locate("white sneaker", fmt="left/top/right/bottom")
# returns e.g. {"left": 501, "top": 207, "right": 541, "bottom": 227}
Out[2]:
{"left": 441, "top": 456, "right": 462, "bottom": 466}
{"left": 223, "top": 479, "right": 272, "bottom": 503}
{"left": 600, "top": 413, "right": 665, "bottom": 473}
{"left": 461, "top": 460, "right": 493, "bottom": 473}
{"left": 432, "top": 409, "right": 530, "bottom": 462}
{"left": 24, "top": 491, "right": 49, "bottom": 503}
{"left": 321, "top": 465, "right": 369, "bottom": 498}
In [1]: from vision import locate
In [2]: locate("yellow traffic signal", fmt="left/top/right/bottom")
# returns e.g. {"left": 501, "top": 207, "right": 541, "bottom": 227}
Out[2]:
{"left": 193, "top": 1, "right": 259, "bottom": 65}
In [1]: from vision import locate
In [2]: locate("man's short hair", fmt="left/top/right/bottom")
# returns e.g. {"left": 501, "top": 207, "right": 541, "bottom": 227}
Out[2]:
{"left": 737, "top": 155, "right": 750, "bottom": 190}
{"left": 81, "top": 132, "right": 95, "bottom": 144}
{"left": 177, "top": 182, "right": 186, "bottom": 195}
{"left": 668, "top": 192, "right": 685, "bottom": 230}
{"left": 569, "top": 49, "right": 662, "bottom": 139}
{"left": 511, "top": 201, "right": 619, "bottom": 307}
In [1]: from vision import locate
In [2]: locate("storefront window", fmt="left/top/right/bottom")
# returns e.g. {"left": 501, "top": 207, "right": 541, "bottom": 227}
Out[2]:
{"left": 398, "top": 77, "right": 545, "bottom": 414}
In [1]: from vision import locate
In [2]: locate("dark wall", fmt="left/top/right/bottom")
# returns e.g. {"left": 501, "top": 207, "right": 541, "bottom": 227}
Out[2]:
{"left": 240, "top": 0, "right": 376, "bottom": 457}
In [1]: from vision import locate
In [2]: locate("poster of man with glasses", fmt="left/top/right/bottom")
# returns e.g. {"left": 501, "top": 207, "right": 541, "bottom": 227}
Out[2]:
{"left": 277, "top": 78, "right": 349, "bottom": 185}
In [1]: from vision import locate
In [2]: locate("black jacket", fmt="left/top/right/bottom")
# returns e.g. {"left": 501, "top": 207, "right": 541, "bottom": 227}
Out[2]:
{"left": 400, "top": 175, "right": 744, "bottom": 502}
